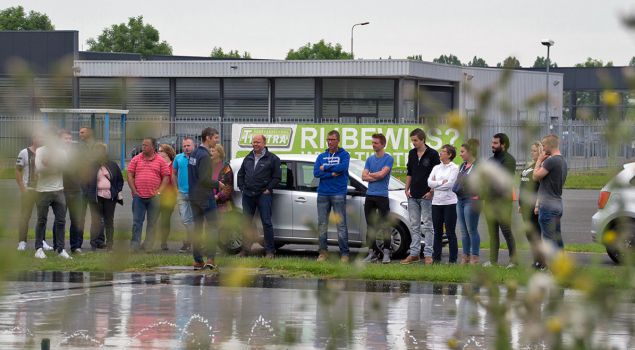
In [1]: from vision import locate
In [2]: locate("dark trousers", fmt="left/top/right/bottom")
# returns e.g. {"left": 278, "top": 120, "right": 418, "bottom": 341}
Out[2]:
{"left": 65, "top": 191, "right": 88, "bottom": 250}
{"left": 364, "top": 195, "right": 391, "bottom": 254}
{"left": 191, "top": 199, "right": 218, "bottom": 263}
{"left": 432, "top": 204, "right": 458, "bottom": 263}
{"left": 18, "top": 189, "right": 38, "bottom": 242}
{"left": 521, "top": 204, "right": 542, "bottom": 265}
{"left": 242, "top": 193, "right": 275, "bottom": 253}
{"left": 90, "top": 197, "right": 117, "bottom": 248}
{"left": 485, "top": 199, "right": 516, "bottom": 264}
{"left": 35, "top": 190, "right": 66, "bottom": 253}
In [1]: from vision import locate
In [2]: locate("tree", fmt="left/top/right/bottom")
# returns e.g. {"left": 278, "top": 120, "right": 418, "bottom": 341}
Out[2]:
{"left": 496, "top": 56, "right": 521, "bottom": 68}
{"left": 286, "top": 40, "right": 352, "bottom": 60}
{"left": 86, "top": 16, "right": 172, "bottom": 58}
{"left": 630, "top": 57, "right": 635, "bottom": 66}
{"left": 575, "top": 57, "right": 613, "bottom": 67}
{"left": 407, "top": 54, "right": 423, "bottom": 60}
{"left": 210, "top": 47, "right": 251, "bottom": 59}
{"left": 532, "top": 56, "right": 558, "bottom": 68}
{"left": 0, "top": 6, "right": 54, "bottom": 30}
{"left": 433, "top": 54, "right": 462, "bottom": 66}
{"left": 467, "top": 56, "right": 488, "bottom": 67}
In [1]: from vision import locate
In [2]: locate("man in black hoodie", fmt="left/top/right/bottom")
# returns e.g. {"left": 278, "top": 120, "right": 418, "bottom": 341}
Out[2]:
{"left": 484, "top": 132, "right": 517, "bottom": 267}
{"left": 188, "top": 127, "right": 221, "bottom": 269}
{"left": 237, "top": 134, "right": 281, "bottom": 258}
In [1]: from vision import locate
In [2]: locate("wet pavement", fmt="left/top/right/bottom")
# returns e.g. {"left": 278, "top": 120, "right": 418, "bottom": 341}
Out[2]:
{"left": 1, "top": 272, "right": 633, "bottom": 349}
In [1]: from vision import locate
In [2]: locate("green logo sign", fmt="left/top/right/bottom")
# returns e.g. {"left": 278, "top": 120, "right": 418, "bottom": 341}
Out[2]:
{"left": 238, "top": 127, "right": 293, "bottom": 148}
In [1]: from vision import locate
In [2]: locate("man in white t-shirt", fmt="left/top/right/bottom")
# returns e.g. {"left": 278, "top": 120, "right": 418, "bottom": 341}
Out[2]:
{"left": 33, "top": 130, "right": 73, "bottom": 259}
{"left": 16, "top": 133, "right": 55, "bottom": 251}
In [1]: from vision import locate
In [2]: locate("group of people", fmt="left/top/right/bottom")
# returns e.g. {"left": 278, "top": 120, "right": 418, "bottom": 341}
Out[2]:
{"left": 16, "top": 125, "right": 567, "bottom": 269}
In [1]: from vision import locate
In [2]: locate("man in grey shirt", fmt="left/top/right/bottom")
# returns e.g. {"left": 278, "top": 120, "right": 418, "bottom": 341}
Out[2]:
{"left": 533, "top": 134, "right": 568, "bottom": 252}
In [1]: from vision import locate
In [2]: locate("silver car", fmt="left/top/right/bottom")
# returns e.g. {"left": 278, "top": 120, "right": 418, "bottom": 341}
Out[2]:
{"left": 222, "top": 154, "right": 413, "bottom": 259}
{"left": 591, "top": 162, "right": 635, "bottom": 263}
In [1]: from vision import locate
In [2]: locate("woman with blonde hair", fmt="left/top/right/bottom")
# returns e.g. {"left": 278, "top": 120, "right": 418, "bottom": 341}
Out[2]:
{"left": 157, "top": 143, "right": 177, "bottom": 251}
{"left": 519, "top": 141, "right": 543, "bottom": 269}
{"left": 211, "top": 144, "right": 234, "bottom": 212}
{"left": 452, "top": 138, "right": 481, "bottom": 264}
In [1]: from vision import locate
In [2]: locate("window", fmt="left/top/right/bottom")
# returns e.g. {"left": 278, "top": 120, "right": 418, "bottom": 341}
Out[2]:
{"left": 295, "top": 162, "right": 319, "bottom": 192}
{"left": 275, "top": 162, "right": 293, "bottom": 190}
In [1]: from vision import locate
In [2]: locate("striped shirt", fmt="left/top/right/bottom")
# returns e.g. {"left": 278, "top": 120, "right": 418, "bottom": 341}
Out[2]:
{"left": 128, "top": 153, "right": 169, "bottom": 198}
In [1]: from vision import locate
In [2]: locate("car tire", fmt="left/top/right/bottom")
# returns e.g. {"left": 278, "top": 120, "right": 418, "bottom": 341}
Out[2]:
{"left": 604, "top": 218, "right": 635, "bottom": 264}
{"left": 390, "top": 223, "right": 411, "bottom": 260}
{"left": 607, "top": 247, "right": 621, "bottom": 264}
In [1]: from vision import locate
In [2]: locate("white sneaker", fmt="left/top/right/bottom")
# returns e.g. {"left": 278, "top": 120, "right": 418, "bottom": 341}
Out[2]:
{"left": 34, "top": 248, "right": 47, "bottom": 259}
{"left": 42, "top": 241, "right": 54, "bottom": 251}
{"left": 58, "top": 249, "right": 73, "bottom": 260}
{"left": 482, "top": 261, "right": 493, "bottom": 267}
{"left": 17, "top": 241, "right": 27, "bottom": 251}
{"left": 506, "top": 263, "right": 517, "bottom": 269}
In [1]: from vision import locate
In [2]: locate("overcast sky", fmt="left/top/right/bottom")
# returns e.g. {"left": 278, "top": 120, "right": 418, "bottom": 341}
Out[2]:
{"left": 8, "top": 0, "right": 635, "bottom": 66}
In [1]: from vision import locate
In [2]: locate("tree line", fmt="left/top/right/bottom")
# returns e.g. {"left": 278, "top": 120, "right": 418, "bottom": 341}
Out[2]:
{"left": 1, "top": 6, "right": 631, "bottom": 66}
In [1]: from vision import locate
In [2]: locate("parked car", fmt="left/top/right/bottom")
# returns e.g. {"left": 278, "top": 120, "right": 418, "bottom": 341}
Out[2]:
{"left": 129, "top": 134, "right": 201, "bottom": 158}
{"left": 220, "top": 154, "right": 414, "bottom": 259}
{"left": 591, "top": 162, "right": 635, "bottom": 263}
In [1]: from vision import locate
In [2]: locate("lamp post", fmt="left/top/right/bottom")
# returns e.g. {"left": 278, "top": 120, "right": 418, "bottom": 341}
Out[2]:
{"left": 541, "top": 39, "right": 555, "bottom": 128}
{"left": 351, "top": 22, "right": 370, "bottom": 59}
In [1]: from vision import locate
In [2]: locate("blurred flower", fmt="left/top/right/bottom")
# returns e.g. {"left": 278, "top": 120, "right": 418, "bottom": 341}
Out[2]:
{"left": 447, "top": 338, "right": 459, "bottom": 349}
{"left": 527, "top": 272, "right": 556, "bottom": 302}
{"left": 602, "top": 229, "right": 617, "bottom": 245}
{"left": 329, "top": 212, "right": 342, "bottom": 225}
{"left": 546, "top": 316, "right": 563, "bottom": 334}
{"left": 551, "top": 252, "right": 575, "bottom": 282}
{"left": 221, "top": 267, "right": 254, "bottom": 288}
{"left": 447, "top": 110, "right": 464, "bottom": 130}
{"left": 602, "top": 90, "right": 620, "bottom": 108}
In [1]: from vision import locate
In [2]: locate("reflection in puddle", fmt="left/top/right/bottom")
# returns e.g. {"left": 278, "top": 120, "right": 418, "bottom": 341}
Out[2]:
{"left": 0, "top": 272, "right": 633, "bottom": 349}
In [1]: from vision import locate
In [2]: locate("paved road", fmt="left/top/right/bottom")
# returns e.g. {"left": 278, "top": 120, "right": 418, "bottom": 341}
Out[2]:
{"left": 0, "top": 179, "right": 599, "bottom": 245}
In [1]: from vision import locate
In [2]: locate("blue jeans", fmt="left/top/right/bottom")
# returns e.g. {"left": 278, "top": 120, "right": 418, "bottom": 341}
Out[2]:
{"left": 242, "top": 193, "right": 275, "bottom": 253}
{"left": 191, "top": 198, "right": 218, "bottom": 263}
{"left": 131, "top": 195, "right": 159, "bottom": 248}
{"left": 407, "top": 197, "right": 434, "bottom": 257}
{"left": 317, "top": 194, "right": 349, "bottom": 256}
{"left": 457, "top": 198, "right": 481, "bottom": 256}
{"left": 539, "top": 202, "right": 564, "bottom": 249}
{"left": 177, "top": 192, "right": 194, "bottom": 245}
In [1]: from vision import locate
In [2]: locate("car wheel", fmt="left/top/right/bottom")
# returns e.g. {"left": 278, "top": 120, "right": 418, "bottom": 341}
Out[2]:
{"left": 605, "top": 219, "right": 635, "bottom": 264}
{"left": 219, "top": 225, "right": 244, "bottom": 255}
{"left": 390, "top": 223, "right": 411, "bottom": 260}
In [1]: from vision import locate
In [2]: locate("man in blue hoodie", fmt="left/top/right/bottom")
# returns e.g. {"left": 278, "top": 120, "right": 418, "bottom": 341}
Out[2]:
{"left": 314, "top": 130, "right": 351, "bottom": 263}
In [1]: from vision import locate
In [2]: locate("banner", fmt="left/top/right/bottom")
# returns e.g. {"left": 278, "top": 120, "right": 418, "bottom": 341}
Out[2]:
{"left": 231, "top": 124, "right": 463, "bottom": 168}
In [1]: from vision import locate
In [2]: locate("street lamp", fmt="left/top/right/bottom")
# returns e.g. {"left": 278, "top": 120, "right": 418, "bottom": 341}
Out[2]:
{"left": 541, "top": 39, "right": 555, "bottom": 127}
{"left": 351, "top": 21, "right": 370, "bottom": 59}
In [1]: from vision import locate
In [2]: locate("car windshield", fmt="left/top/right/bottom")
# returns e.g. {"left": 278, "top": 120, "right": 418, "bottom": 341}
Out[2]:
{"left": 349, "top": 159, "right": 405, "bottom": 191}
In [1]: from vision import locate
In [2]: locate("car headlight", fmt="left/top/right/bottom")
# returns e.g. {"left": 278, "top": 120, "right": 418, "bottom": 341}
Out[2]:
{"left": 400, "top": 201, "right": 408, "bottom": 210}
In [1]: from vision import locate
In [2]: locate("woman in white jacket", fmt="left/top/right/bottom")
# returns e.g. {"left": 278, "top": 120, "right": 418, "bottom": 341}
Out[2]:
{"left": 428, "top": 144, "right": 459, "bottom": 263}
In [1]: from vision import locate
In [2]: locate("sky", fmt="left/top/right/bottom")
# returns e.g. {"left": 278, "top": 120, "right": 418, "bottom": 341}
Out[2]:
{"left": 7, "top": 0, "right": 635, "bottom": 66}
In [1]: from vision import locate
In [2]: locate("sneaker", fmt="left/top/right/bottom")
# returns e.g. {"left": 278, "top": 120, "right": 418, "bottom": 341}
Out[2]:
{"left": 506, "top": 263, "right": 517, "bottom": 269}
{"left": 42, "top": 241, "right": 54, "bottom": 251}
{"left": 34, "top": 248, "right": 46, "bottom": 259}
{"left": 400, "top": 255, "right": 420, "bottom": 265}
{"left": 316, "top": 251, "right": 328, "bottom": 262}
{"left": 265, "top": 252, "right": 275, "bottom": 259}
{"left": 482, "top": 261, "right": 494, "bottom": 267}
{"left": 161, "top": 243, "right": 169, "bottom": 251}
{"left": 470, "top": 256, "right": 480, "bottom": 265}
{"left": 382, "top": 249, "right": 391, "bottom": 264}
{"left": 460, "top": 255, "right": 471, "bottom": 265}
{"left": 71, "top": 248, "right": 84, "bottom": 255}
{"left": 17, "top": 241, "right": 27, "bottom": 251}
{"left": 340, "top": 255, "right": 350, "bottom": 264}
{"left": 192, "top": 261, "right": 205, "bottom": 270}
{"left": 58, "top": 249, "right": 73, "bottom": 260}
{"left": 204, "top": 258, "right": 217, "bottom": 269}
{"left": 424, "top": 256, "right": 433, "bottom": 265}
{"left": 362, "top": 250, "right": 378, "bottom": 263}
{"left": 179, "top": 243, "right": 191, "bottom": 253}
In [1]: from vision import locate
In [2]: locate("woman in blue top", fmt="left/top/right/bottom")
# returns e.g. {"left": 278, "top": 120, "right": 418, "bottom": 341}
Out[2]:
{"left": 452, "top": 139, "right": 481, "bottom": 265}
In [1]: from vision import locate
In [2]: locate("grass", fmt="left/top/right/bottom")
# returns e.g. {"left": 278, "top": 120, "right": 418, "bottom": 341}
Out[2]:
{"left": 563, "top": 168, "right": 619, "bottom": 190}
{"left": 4, "top": 251, "right": 624, "bottom": 288}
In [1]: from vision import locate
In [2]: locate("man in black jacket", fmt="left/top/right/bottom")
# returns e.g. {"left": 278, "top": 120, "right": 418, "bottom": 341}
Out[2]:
{"left": 188, "top": 127, "right": 221, "bottom": 269}
{"left": 484, "top": 132, "right": 517, "bottom": 267}
{"left": 237, "top": 134, "right": 281, "bottom": 258}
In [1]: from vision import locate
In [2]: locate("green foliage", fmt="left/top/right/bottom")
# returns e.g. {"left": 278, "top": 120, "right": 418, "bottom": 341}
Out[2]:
{"left": 86, "top": 16, "right": 172, "bottom": 58}
{"left": 496, "top": 56, "right": 521, "bottom": 68}
{"left": 433, "top": 54, "right": 462, "bottom": 66}
{"left": 210, "top": 47, "right": 251, "bottom": 59}
{"left": 575, "top": 57, "right": 613, "bottom": 67}
{"left": 407, "top": 54, "right": 423, "bottom": 60}
{"left": 285, "top": 40, "right": 352, "bottom": 60}
{"left": 0, "top": 5, "right": 54, "bottom": 30}
{"left": 532, "top": 56, "right": 558, "bottom": 68}
{"left": 629, "top": 56, "right": 635, "bottom": 66}
{"left": 467, "top": 56, "right": 488, "bottom": 67}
